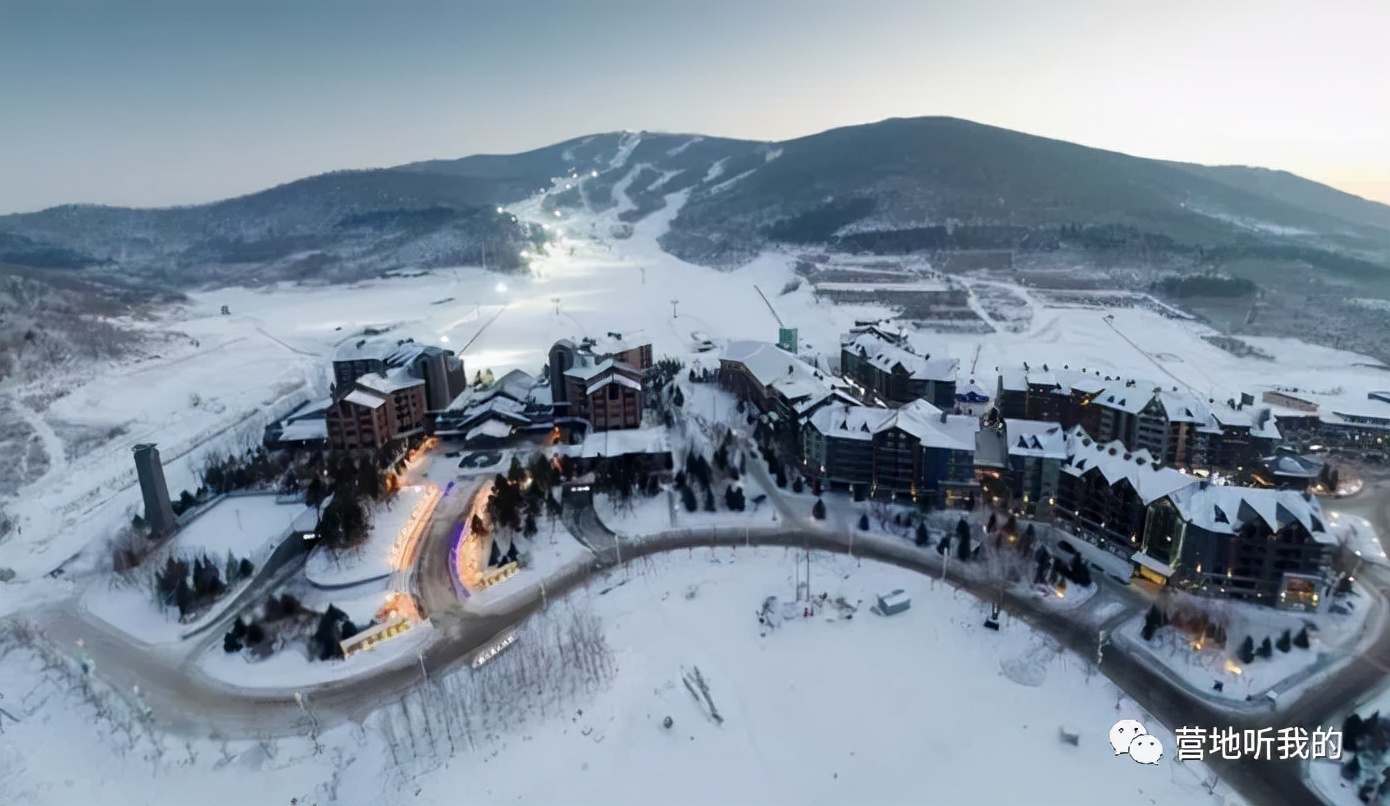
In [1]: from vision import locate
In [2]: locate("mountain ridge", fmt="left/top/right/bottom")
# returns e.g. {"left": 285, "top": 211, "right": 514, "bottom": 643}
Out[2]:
{"left": 1, "top": 116, "right": 1386, "bottom": 287}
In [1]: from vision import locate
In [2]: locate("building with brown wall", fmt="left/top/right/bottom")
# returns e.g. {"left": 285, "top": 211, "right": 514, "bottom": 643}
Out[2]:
{"left": 326, "top": 369, "right": 427, "bottom": 450}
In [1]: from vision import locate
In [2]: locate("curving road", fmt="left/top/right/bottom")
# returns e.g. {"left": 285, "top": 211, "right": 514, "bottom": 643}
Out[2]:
{"left": 33, "top": 467, "right": 1390, "bottom": 806}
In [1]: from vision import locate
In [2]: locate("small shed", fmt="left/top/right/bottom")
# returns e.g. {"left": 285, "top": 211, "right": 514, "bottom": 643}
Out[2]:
{"left": 876, "top": 589, "right": 911, "bottom": 616}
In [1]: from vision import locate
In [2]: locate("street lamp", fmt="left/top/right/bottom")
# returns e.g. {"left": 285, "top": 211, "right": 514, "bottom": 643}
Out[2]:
{"left": 670, "top": 299, "right": 680, "bottom": 318}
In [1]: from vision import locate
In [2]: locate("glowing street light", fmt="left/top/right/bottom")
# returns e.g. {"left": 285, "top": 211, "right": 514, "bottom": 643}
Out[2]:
{"left": 495, "top": 281, "right": 508, "bottom": 294}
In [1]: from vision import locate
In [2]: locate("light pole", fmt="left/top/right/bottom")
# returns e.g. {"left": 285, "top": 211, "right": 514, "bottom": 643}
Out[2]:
{"left": 552, "top": 297, "right": 561, "bottom": 316}
{"left": 417, "top": 650, "right": 428, "bottom": 683}
{"left": 670, "top": 299, "right": 679, "bottom": 319}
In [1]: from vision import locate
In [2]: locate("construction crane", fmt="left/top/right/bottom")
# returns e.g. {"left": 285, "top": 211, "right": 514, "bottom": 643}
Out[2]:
{"left": 754, "top": 285, "right": 799, "bottom": 353}
{"left": 753, "top": 285, "right": 785, "bottom": 327}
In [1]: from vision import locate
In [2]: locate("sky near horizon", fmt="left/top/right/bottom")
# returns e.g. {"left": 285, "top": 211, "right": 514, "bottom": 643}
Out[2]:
{"left": 1, "top": 0, "right": 1388, "bottom": 214}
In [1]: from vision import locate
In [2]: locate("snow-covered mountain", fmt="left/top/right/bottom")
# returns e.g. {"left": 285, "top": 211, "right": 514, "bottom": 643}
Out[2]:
{"left": 3, "top": 116, "right": 1389, "bottom": 289}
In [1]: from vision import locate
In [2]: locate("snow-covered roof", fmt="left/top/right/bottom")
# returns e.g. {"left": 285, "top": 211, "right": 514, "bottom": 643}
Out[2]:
{"left": 342, "top": 389, "right": 386, "bottom": 410}
{"left": 1003, "top": 419, "right": 1067, "bottom": 459}
{"left": 277, "top": 417, "right": 328, "bottom": 442}
{"left": 1259, "top": 451, "right": 1323, "bottom": 478}
{"left": 459, "top": 395, "right": 531, "bottom": 426}
{"left": 356, "top": 367, "right": 424, "bottom": 394}
{"left": 286, "top": 397, "right": 333, "bottom": 422}
{"left": 883, "top": 400, "right": 978, "bottom": 451}
{"left": 334, "top": 335, "right": 398, "bottom": 362}
{"left": 722, "top": 340, "right": 843, "bottom": 404}
{"left": 564, "top": 357, "right": 614, "bottom": 381}
{"left": 587, "top": 373, "right": 643, "bottom": 396}
{"left": 573, "top": 426, "right": 670, "bottom": 459}
{"left": 493, "top": 368, "right": 536, "bottom": 400}
{"left": 466, "top": 420, "right": 514, "bottom": 441}
{"left": 956, "top": 379, "right": 992, "bottom": 400}
{"left": 807, "top": 403, "right": 896, "bottom": 441}
{"left": 1090, "top": 385, "right": 1153, "bottom": 415}
{"left": 1060, "top": 426, "right": 1195, "bottom": 504}
{"left": 589, "top": 332, "right": 649, "bottom": 358}
{"left": 847, "top": 332, "right": 957, "bottom": 382}
{"left": 999, "top": 370, "right": 1028, "bottom": 392}
{"left": 1165, "top": 484, "right": 1327, "bottom": 540}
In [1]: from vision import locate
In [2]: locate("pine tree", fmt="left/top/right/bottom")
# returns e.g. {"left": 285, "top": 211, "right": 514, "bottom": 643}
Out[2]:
{"left": 681, "top": 484, "right": 698, "bottom": 512}
{"left": 507, "top": 456, "right": 526, "bottom": 485}
{"left": 1276, "top": 630, "right": 1292, "bottom": 653}
{"left": 1142, "top": 605, "right": 1162, "bottom": 641}
{"left": 914, "top": 522, "right": 929, "bottom": 547}
{"left": 956, "top": 520, "right": 972, "bottom": 561}
{"left": 1344, "top": 713, "right": 1365, "bottom": 753}
{"left": 703, "top": 487, "right": 717, "bottom": 512}
{"left": 1237, "top": 636, "right": 1256, "bottom": 664}
{"left": 792, "top": 477, "right": 804, "bottom": 494}
{"left": 1293, "top": 627, "right": 1310, "bottom": 649}
{"left": 812, "top": 498, "right": 827, "bottom": 520}
{"left": 857, "top": 513, "right": 870, "bottom": 531}
{"left": 1258, "top": 637, "right": 1273, "bottom": 658}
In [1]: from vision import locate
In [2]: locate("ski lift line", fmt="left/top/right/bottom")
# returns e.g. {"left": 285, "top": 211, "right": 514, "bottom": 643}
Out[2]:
{"left": 459, "top": 304, "right": 510, "bottom": 355}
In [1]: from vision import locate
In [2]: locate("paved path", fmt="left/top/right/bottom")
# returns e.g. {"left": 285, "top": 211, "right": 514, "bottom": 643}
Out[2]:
{"left": 31, "top": 469, "right": 1390, "bottom": 806}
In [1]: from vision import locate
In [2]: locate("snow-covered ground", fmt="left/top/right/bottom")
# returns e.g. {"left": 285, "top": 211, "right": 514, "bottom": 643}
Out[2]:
{"left": 1310, "top": 681, "right": 1390, "bottom": 806}
{"left": 305, "top": 485, "right": 439, "bottom": 588}
{"left": 197, "top": 617, "right": 434, "bottom": 691}
{"left": 79, "top": 495, "right": 314, "bottom": 645}
{"left": 1327, "top": 512, "right": 1390, "bottom": 568}
{"left": 1116, "top": 586, "right": 1375, "bottom": 703}
{"left": 418, "top": 550, "right": 1238, "bottom": 805}
{"left": 0, "top": 550, "right": 1242, "bottom": 806}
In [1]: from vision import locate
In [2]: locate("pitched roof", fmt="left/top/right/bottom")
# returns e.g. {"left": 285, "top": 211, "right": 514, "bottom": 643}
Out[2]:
{"left": 355, "top": 367, "right": 425, "bottom": 394}
{"left": 722, "top": 340, "right": 844, "bottom": 403}
{"left": 847, "top": 332, "right": 957, "bottom": 382}
{"left": 806, "top": 403, "right": 896, "bottom": 441}
{"left": 342, "top": 389, "right": 387, "bottom": 410}
{"left": 587, "top": 373, "right": 643, "bottom": 396}
{"left": 1003, "top": 419, "right": 1068, "bottom": 459}
{"left": 1060, "top": 426, "right": 1195, "bottom": 504}
{"left": 884, "top": 400, "right": 978, "bottom": 451}
{"left": 1166, "top": 485, "right": 1327, "bottom": 540}
{"left": 333, "top": 335, "right": 398, "bottom": 362}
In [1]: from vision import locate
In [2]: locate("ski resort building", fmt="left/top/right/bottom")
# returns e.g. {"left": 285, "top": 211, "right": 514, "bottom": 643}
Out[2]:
{"left": 719, "top": 340, "right": 855, "bottom": 454}
{"left": 549, "top": 334, "right": 652, "bottom": 432}
{"left": 325, "top": 368, "right": 427, "bottom": 451}
{"left": 333, "top": 336, "right": 466, "bottom": 414}
{"left": 974, "top": 415, "right": 1068, "bottom": 514}
{"left": 1144, "top": 485, "right": 1332, "bottom": 606}
{"left": 839, "top": 328, "right": 958, "bottom": 409}
{"left": 801, "top": 403, "right": 895, "bottom": 489}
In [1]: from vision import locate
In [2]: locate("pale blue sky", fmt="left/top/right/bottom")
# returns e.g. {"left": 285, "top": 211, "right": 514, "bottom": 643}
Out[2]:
{"left": 2, "top": 0, "right": 1387, "bottom": 213}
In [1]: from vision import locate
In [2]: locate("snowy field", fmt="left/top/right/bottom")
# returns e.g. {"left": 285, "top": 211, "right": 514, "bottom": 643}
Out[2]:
{"left": 0, "top": 551, "right": 1241, "bottom": 806}
{"left": 408, "top": 550, "right": 1238, "bottom": 806}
